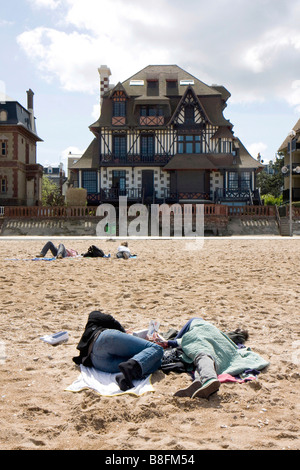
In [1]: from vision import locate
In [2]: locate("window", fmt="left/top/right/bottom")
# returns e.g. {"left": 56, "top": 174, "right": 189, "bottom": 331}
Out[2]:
{"left": 166, "top": 80, "right": 178, "bottom": 95}
{"left": 1, "top": 178, "right": 7, "bottom": 193}
{"left": 140, "top": 106, "right": 163, "bottom": 117}
{"left": 147, "top": 80, "right": 159, "bottom": 97}
{"left": 112, "top": 170, "right": 126, "bottom": 194}
{"left": 0, "top": 110, "right": 8, "bottom": 121}
{"left": 141, "top": 134, "right": 155, "bottom": 159}
{"left": 184, "top": 105, "right": 194, "bottom": 124}
{"left": 178, "top": 135, "right": 202, "bottom": 154}
{"left": 112, "top": 91, "right": 126, "bottom": 117}
{"left": 113, "top": 134, "right": 127, "bottom": 161}
{"left": 228, "top": 172, "right": 239, "bottom": 190}
{"left": 241, "top": 171, "right": 251, "bottom": 190}
{"left": 1, "top": 141, "right": 7, "bottom": 156}
{"left": 82, "top": 171, "right": 97, "bottom": 194}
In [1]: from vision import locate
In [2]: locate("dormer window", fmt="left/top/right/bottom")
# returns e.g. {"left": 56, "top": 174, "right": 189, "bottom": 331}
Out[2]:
{"left": 0, "top": 110, "right": 8, "bottom": 122}
{"left": 112, "top": 91, "right": 126, "bottom": 117}
{"left": 147, "top": 80, "right": 159, "bottom": 97}
{"left": 112, "top": 90, "right": 126, "bottom": 126}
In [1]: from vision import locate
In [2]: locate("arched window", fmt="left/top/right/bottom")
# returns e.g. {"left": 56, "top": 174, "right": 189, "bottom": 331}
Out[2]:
{"left": 0, "top": 110, "right": 8, "bottom": 122}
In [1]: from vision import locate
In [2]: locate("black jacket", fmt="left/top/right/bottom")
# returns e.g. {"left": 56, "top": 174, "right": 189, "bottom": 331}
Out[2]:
{"left": 72, "top": 311, "right": 126, "bottom": 367}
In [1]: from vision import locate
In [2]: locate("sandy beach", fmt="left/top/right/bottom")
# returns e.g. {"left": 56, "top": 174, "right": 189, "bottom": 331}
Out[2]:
{"left": 0, "top": 237, "right": 299, "bottom": 451}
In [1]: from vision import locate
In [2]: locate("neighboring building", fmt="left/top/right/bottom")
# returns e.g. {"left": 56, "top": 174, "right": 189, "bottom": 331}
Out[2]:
{"left": 43, "top": 163, "right": 67, "bottom": 195}
{"left": 278, "top": 119, "right": 300, "bottom": 203}
{"left": 0, "top": 89, "right": 43, "bottom": 206}
{"left": 70, "top": 65, "right": 263, "bottom": 206}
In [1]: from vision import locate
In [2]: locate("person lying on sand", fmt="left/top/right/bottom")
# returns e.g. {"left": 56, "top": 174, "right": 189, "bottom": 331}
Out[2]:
{"left": 73, "top": 311, "right": 163, "bottom": 391}
{"left": 156, "top": 318, "right": 268, "bottom": 400}
{"left": 36, "top": 241, "right": 78, "bottom": 259}
{"left": 116, "top": 241, "right": 131, "bottom": 259}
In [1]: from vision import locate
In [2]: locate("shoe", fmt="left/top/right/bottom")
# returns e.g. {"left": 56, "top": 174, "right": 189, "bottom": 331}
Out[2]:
{"left": 36, "top": 253, "right": 44, "bottom": 258}
{"left": 118, "top": 359, "right": 142, "bottom": 390}
{"left": 192, "top": 378, "right": 220, "bottom": 399}
{"left": 173, "top": 380, "right": 202, "bottom": 398}
{"left": 116, "top": 373, "right": 131, "bottom": 391}
{"left": 57, "top": 254, "right": 63, "bottom": 259}
{"left": 122, "top": 251, "right": 130, "bottom": 259}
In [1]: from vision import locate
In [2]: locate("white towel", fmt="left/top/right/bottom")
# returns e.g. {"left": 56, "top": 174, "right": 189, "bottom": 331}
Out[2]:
{"left": 66, "top": 365, "right": 154, "bottom": 397}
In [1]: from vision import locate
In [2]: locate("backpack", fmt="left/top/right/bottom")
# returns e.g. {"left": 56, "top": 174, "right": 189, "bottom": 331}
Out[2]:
{"left": 83, "top": 245, "right": 105, "bottom": 258}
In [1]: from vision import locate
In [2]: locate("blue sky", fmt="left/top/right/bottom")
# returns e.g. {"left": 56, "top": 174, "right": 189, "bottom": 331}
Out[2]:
{"left": 1, "top": 0, "right": 300, "bottom": 169}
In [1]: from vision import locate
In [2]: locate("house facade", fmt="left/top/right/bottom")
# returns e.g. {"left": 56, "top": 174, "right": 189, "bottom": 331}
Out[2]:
{"left": 278, "top": 119, "right": 300, "bottom": 203}
{"left": 70, "top": 65, "right": 263, "bottom": 206}
{"left": 0, "top": 89, "right": 43, "bottom": 206}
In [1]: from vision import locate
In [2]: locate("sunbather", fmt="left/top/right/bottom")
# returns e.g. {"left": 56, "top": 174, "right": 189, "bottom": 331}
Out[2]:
{"left": 116, "top": 241, "right": 131, "bottom": 259}
{"left": 157, "top": 318, "right": 267, "bottom": 400}
{"left": 36, "top": 241, "right": 78, "bottom": 259}
{"left": 73, "top": 311, "right": 163, "bottom": 391}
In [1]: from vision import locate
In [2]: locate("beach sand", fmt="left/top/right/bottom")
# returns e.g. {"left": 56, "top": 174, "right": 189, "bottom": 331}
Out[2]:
{"left": 0, "top": 237, "right": 299, "bottom": 450}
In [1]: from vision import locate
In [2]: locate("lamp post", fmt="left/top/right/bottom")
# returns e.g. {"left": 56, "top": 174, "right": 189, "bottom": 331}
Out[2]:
{"left": 288, "top": 130, "right": 296, "bottom": 237}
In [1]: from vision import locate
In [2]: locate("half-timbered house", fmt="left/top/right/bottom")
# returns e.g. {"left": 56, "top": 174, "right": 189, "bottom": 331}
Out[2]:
{"left": 69, "top": 65, "right": 263, "bottom": 206}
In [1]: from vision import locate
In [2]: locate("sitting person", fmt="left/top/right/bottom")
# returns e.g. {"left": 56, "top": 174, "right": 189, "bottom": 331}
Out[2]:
{"left": 73, "top": 311, "right": 163, "bottom": 391}
{"left": 116, "top": 241, "right": 131, "bottom": 259}
{"left": 157, "top": 318, "right": 267, "bottom": 400}
{"left": 36, "top": 241, "right": 78, "bottom": 259}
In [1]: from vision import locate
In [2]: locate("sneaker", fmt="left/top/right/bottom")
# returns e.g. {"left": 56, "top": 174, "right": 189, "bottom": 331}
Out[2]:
{"left": 173, "top": 380, "right": 202, "bottom": 398}
{"left": 192, "top": 378, "right": 220, "bottom": 399}
{"left": 36, "top": 253, "right": 44, "bottom": 258}
{"left": 57, "top": 254, "right": 63, "bottom": 259}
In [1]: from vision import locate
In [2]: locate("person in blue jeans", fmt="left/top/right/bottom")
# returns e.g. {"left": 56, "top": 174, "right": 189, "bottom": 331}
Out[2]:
{"left": 37, "top": 241, "right": 78, "bottom": 259}
{"left": 73, "top": 311, "right": 163, "bottom": 391}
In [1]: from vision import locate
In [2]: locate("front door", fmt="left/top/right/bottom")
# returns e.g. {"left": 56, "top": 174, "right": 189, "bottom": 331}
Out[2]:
{"left": 142, "top": 170, "right": 154, "bottom": 202}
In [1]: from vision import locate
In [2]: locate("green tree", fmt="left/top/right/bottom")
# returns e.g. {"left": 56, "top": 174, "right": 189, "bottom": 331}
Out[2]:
{"left": 257, "top": 154, "right": 284, "bottom": 198}
{"left": 41, "top": 176, "right": 65, "bottom": 206}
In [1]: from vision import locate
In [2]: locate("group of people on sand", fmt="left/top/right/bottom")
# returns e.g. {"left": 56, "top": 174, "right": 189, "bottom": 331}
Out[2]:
{"left": 72, "top": 310, "right": 268, "bottom": 399}
{"left": 36, "top": 241, "right": 131, "bottom": 260}
{"left": 38, "top": 241, "right": 269, "bottom": 399}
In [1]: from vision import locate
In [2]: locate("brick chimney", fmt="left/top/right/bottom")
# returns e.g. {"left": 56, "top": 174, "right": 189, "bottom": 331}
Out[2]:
{"left": 98, "top": 65, "right": 111, "bottom": 107}
{"left": 26, "top": 89, "right": 35, "bottom": 131}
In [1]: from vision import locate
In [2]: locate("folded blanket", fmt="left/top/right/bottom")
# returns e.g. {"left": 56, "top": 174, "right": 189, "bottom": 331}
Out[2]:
{"left": 66, "top": 365, "right": 154, "bottom": 397}
{"left": 181, "top": 319, "right": 269, "bottom": 377}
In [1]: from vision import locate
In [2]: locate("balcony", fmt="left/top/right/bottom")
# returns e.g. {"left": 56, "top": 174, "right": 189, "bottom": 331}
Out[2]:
{"left": 101, "top": 153, "right": 171, "bottom": 166}
{"left": 283, "top": 188, "right": 300, "bottom": 204}
{"left": 87, "top": 188, "right": 143, "bottom": 205}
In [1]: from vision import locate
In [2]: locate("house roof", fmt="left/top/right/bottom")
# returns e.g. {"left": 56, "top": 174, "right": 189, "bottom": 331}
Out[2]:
{"left": 71, "top": 138, "right": 99, "bottom": 169}
{"left": 163, "top": 153, "right": 234, "bottom": 170}
{"left": 91, "top": 64, "right": 233, "bottom": 130}
{"left": 0, "top": 100, "right": 42, "bottom": 141}
{"left": 278, "top": 119, "right": 300, "bottom": 152}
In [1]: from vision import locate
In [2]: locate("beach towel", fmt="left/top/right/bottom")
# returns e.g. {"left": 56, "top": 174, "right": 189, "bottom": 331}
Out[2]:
{"left": 66, "top": 365, "right": 154, "bottom": 397}
{"left": 5, "top": 255, "right": 111, "bottom": 261}
{"left": 181, "top": 319, "right": 269, "bottom": 377}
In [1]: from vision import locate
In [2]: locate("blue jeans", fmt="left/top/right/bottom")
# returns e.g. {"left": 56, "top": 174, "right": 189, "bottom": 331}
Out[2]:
{"left": 41, "top": 241, "right": 67, "bottom": 258}
{"left": 90, "top": 329, "right": 163, "bottom": 376}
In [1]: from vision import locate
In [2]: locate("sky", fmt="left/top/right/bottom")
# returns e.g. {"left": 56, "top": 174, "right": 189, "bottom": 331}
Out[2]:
{"left": 1, "top": 0, "right": 300, "bottom": 170}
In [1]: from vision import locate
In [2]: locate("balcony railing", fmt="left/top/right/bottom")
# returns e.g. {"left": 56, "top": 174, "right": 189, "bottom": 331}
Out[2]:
{"left": 283, "top": 188, "right": 300, "bottom": 203}
{"left": 101, "top": 153, "right": 171, "bottom": 165}
{"left": 215, "top": 188, "right": 254, "bottom": 203}
{"left": 139, "top": 116, "right": 165, "bottom": 126}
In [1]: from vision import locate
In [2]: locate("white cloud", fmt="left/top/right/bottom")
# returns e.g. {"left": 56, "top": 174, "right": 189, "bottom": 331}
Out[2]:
{"left": 17, "top": 0, "right": 300, "bottom": 114}
{"left": 247, "top": 142, "right": 268, "bottom": 161}
{"left": 27, "top": 0, "right": 61, "bottom": 9}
